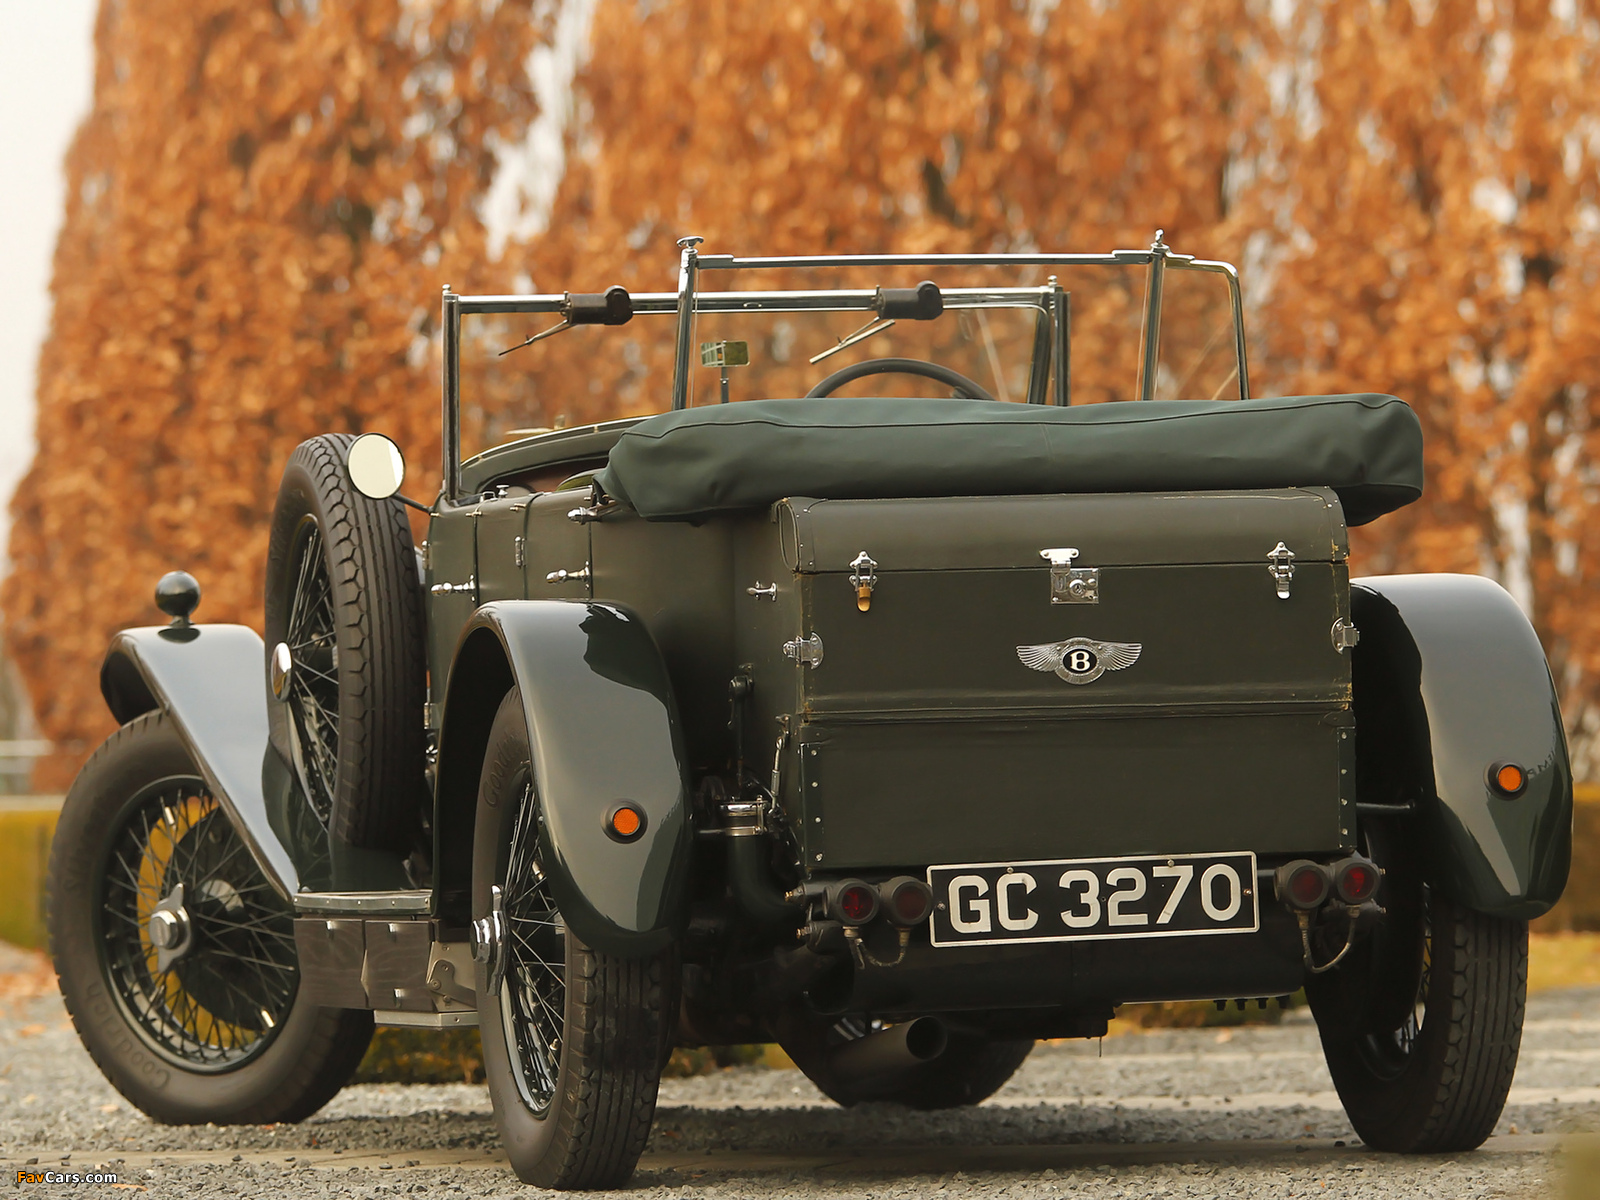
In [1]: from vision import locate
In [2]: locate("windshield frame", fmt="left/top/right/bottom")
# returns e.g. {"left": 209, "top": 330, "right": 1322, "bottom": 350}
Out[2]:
{"left": 439, "top": 240, "right": 1248, "bottom": 505}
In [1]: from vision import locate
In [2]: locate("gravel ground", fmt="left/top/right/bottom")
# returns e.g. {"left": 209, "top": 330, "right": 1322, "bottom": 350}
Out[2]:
{"left": 1, "top": 942, "right": 1594, "bottom": 1199}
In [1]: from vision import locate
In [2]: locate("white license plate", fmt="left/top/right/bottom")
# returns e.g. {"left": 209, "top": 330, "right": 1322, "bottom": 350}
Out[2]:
{"left": 927, "top": 851, "right": 1259, "bottom": 948}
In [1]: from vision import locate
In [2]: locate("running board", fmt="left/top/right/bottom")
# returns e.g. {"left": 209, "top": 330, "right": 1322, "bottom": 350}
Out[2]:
{"left": 295, "top": 890, "right": 432, "bottom": 915}
{"left": 294, "top": 916, "right": 477, "bottom": 1019}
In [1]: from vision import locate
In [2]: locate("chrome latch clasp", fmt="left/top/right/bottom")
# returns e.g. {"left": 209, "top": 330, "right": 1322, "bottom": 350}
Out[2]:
{"left": 783, "top": 633, "right": 825, "bottom": 668}
{"left": 848, "top": 551, "right": 878, "bottom": 612}
{"left": 1041, "top": 548, "right": 1098, "bottom": 604}
{"left": 1332, "top": 617, "right": 1361, "bottom": 653}
{"left": 1267, "top": 542, "right": 1296, "bottom": 600}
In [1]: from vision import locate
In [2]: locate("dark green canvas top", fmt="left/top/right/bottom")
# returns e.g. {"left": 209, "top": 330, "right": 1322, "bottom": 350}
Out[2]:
{"left": 595, "top": 394, "right": 1423, "bottom": 526}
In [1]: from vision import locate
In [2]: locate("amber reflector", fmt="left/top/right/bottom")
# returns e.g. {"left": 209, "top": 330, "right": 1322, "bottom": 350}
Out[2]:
{"left": 606, "top": 805, "right": 645, "bottom": 841}
{"left": 1496, "top": 764, "right": 1525, "bottom": 794}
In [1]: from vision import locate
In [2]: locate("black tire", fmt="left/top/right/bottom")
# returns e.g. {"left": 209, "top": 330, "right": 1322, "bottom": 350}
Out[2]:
{"left": 778, "top": 1013, "right": 1033, "bottom": 1109}
{"left": 1309, "top": 876, "right": 1527, "bottom": 1153}
{"left": 47, "top": 711, "right": 373, "bottom": 1124}
{"left": 264, "top": 432, "right": 426, "bottom": 850}
{"left": 473, "top": 689, "right": 674, "bottom": 1189}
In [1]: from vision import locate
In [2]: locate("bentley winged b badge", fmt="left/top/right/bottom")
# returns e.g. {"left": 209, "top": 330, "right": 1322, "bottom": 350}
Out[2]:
{"left": 1017, "top": 636, "right": 1142, "bottom": 685}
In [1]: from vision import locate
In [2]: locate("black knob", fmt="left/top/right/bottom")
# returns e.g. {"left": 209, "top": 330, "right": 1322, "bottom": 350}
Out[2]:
{"left": 155, "top": 571, "right": 201, "bottom": 626}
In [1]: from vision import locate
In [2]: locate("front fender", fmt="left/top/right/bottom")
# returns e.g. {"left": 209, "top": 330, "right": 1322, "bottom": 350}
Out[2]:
{"left": 436, "top": 600, "right": 691, "bottom": 955}
{"left": 100, "top": 625, "right": 300, "bottom": 900}
{"left": 1353, "top": 574, "right": 1571, "bottom": 919}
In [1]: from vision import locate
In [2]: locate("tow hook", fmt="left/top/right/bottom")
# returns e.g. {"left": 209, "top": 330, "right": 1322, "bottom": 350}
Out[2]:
{"left": 1274, "top": 855, "right": 1384, "bottom": 974}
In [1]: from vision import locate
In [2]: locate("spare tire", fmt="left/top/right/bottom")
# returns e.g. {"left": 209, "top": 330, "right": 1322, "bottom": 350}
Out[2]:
{"left": 264, "top": 433, "right": 427, "bottom": 850}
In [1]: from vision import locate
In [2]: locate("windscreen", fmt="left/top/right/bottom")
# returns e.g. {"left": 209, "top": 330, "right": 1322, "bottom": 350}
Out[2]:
{"left": 456, "top": 260, "right": 1241, "bottom": 464}
{"left": 1151, "top": 265, "right": 1242, "bottom": 402}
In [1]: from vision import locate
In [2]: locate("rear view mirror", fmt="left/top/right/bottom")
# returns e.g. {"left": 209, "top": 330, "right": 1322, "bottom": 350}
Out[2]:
{"left": 347, "top": 433, "right": 406, "bottom": 500}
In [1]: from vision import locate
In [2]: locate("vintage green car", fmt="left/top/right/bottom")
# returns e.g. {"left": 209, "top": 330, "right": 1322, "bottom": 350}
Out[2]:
{"left": 48, "top": 236, "right": 1571, "bottom": 1189}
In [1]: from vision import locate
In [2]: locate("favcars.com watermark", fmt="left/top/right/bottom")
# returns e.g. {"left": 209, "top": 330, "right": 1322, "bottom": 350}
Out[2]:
{"left": 16, "top": 1170, "right": 121, "bottom": 1185}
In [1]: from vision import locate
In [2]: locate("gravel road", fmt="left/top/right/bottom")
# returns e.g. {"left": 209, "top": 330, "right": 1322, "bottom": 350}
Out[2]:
{"left": 2, "top": 942, "right": 1595, "bottom": 1199}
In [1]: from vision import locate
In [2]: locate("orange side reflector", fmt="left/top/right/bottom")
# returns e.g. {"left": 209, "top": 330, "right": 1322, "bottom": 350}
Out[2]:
{"left": 610, "top": 807, "right": 642, "bottom": 838}
{"left": 1496, "top": 764, "right": 1525, "bottom": 794}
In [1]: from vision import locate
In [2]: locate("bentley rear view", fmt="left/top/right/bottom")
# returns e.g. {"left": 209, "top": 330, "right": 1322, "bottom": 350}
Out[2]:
{"left": 48, "top": 235, "right": 1570, "bottom": 1189}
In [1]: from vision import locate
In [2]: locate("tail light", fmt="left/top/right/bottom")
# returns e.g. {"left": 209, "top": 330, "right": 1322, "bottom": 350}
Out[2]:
{"left": 826, "top": 879, "right": 880, "bottom": 925}
{"left": 1274, "top": 860, "right": 1331, "bottom": 910}
{"left": 878, "top": 877, "right": 934, "bottom": 927}
{"left": 1332, "top": 855, "right": 1382, "bottom": 905}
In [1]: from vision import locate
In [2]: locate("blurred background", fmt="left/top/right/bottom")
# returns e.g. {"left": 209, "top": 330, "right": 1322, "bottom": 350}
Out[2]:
{"left": 0, "top": 1, "right": 1597, "bottom": 809}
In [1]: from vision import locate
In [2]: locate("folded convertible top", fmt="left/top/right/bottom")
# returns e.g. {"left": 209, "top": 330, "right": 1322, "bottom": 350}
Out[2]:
{"left": 595, "top": 393, "right": 1423, "bottom": 526}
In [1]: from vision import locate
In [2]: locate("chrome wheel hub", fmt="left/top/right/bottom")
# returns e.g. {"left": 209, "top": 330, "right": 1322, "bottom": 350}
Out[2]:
{"left": 147, "top": 883, "right": 192, "bottom": 972}
{"left": 269, "top": 642, "right": 293, "bottom": 700}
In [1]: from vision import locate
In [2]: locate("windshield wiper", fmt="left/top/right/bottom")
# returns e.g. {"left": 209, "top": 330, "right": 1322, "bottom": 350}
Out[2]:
{"left": 499, "top": 286, "right": 633, "bottom": 356}
{"left": 809, "top": 282, "right": 943, "bottom": 364}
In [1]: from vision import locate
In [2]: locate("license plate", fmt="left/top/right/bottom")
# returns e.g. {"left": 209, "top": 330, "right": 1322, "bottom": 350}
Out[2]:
{"left": 927, "top": 851, "right": 1259, "bottom": 948}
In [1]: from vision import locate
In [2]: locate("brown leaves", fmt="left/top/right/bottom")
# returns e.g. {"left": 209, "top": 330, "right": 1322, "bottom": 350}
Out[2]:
{"left": 3, "top": 0, "right": 543, "bottom": 788}
{"left": 10, "top": 0, "right": 1600, "bottom": 783}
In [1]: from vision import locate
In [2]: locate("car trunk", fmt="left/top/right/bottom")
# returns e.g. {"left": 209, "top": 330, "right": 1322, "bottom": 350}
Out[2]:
{"left": 735, "top": 489, "right": 1357, "bottom": 873}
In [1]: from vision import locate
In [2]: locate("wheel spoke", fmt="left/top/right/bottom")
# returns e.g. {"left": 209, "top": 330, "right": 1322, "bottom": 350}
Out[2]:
{"left": 497, "top": 779, "right": 568, "bottom": 1115}
{"left": 98, "top": 780, "right": 296, "bottom": 1070}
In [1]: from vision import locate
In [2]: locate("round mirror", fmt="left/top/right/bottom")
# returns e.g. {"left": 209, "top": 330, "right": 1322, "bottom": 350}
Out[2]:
{"left": 347, "top": 433, "right": 406, "bottom": 500}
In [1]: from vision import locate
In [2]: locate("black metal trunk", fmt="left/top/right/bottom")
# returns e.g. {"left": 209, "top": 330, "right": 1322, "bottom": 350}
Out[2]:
{"left": 732, "top": 488, "right": 1358, "bottom": 875}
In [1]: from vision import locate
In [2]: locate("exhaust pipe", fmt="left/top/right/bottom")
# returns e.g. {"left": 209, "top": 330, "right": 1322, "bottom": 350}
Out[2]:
{"left": 828, "top": 1017, "right": 948, "bottom": 1084}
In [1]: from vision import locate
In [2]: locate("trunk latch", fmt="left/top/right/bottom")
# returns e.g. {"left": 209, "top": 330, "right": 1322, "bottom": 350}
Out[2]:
{"left": 848, "top": 552, "right": 879, "bottom": 611}
{"left": 1041, "top": 548, "right": 1099, "bottom": 604}
{"left": 783, "top": 633, "right": 825, "bottom": 668}
{"left": 1267, "top": 542, "right": 1296, "bottom": 599}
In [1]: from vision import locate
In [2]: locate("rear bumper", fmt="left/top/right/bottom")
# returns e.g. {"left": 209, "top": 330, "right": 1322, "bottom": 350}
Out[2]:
{"left": 822, "top": 901, "right": 1308, "bottom": 1017}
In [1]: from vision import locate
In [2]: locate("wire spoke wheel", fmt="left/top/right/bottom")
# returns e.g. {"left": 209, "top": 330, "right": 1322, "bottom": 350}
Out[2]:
{"left": 1354, "top": 888, "right": 1433, "bottom": 1080}
{"left": 473, "top": 688, "right": 671, "bottom": 1188}
{"left": 500, "top": 778, "right": 566, "bottom": 1114}
{"left": 283, "top": 517, "right": 339, "bottom": 826}
{"left": 99, "top": 777, "right": 297, "bottom": 1071}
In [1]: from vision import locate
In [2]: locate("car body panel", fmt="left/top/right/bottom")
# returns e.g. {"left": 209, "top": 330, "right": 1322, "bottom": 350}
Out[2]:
{"left": 1352, "top": 574, "right": 1572, "bottom": 918}
{"left": 99, "top": 624, "right": 300, "bottom": 899}
{"left": 433, "top": 600, "right": 692, "bottom": 953}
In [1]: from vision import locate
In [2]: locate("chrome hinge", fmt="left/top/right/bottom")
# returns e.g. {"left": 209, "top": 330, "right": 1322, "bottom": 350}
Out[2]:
{"left": 1041, "top": 547, "right": 1098, "bottom": 604}
{"left": 783, "top": 633, "right": 825, "bottom": 668}
{"left": 1332, "top": 618, "right": 1361, "bottom": 652}
{"left": 1267, "top": 542, "right": 1296, "bottom": 600}
{"left": 430, "top": 576, "right": 475, "bottom": 595}
{"left": 514, "top": 536, "right": 525, "bottom": 567}
{"left": 747, "top": 582, "right": 777, "bottom": 600}
{"left": 848, "top": 551, "right": 878, "bottom": 612}
{"left": 546, "top": 565, "right": 591, "bottom": 584}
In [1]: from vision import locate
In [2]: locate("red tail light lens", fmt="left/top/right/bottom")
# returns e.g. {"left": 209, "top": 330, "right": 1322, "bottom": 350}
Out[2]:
{"left": 879, "top": 877, "right": 934, "bottom": 927}
{"left": 1333, "top": 856, "right": 1381, "bottom": 905}
{"left": 828, "top": 879, "right": 880, "bottom": 925}
{"left": 1275, "top": 860, "right": 1330, "bottom": 910}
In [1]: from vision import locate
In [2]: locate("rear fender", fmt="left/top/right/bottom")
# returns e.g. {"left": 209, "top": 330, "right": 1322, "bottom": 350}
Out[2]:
{"left": 1352, "top": 574, "right": 1571, "bottom": 918}
{"left": 100, "top": 625, "right": 301, "bottom": 900}
{"left": 433, "top": 600, "right": 691, "bottom": 954}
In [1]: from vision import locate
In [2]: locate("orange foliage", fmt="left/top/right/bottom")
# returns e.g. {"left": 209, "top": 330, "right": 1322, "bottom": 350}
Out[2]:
{"left": 8, "top": 0, "right": 1600, "bottom": 785}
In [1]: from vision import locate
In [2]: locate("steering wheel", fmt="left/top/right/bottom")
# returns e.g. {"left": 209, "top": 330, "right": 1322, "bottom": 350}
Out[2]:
{"left": 805, "top": 356, "right": 998, "bottom": 402}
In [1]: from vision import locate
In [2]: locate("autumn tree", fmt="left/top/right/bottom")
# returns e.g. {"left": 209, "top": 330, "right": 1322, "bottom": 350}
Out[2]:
{"left": 1, "top": 0, "right": 546, "bottom": 788}
{"left": 1249, "top": 0, "right": 1600, "bottom": 773}
{"left": 10, "top": 0, "right": 1600, "bottom": 782}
